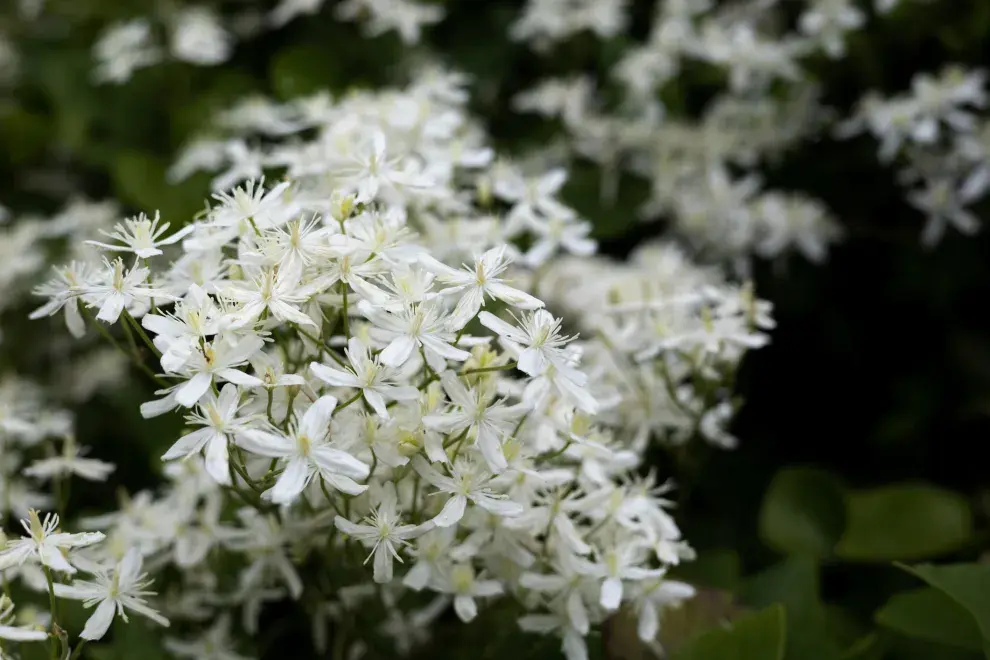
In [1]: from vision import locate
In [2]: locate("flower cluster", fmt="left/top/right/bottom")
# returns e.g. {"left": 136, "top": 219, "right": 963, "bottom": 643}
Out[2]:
{"left": 509, "top": 1, "right": 845, "bottom": 268}
{"left": 4, "top": 68, "right": 769, "bottom": 659}
{"left": 537, "top": 242, "right": 772, "bottom": 452}
{"left": 1, "top": 376, "right": 125, "bottom": 658}
{"left": 85, "top": 0, "right": 443, "bottom": 85}
{"left": 839, "top": 66, "right": 990, "bottom": 244}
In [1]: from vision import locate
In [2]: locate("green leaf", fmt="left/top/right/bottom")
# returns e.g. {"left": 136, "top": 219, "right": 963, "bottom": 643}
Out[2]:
{"left": 673, "top": 605, "right": 786, "bottom": 660}
{"left": 899, "top": 563, "right": 990, "bottom": 659}
{"left": 742, "top": 556, "right": 842, "bottom": 660}
{"left": 835, "top": 483, "right": 973, "bottom": 562}
{"left": 759, "top": 467, "right": 846, "bottom": 558}
{"left": 841, "top": 634, "right": 888, "bottom": 660}
{"left": 876, "top": 586, "right": 984, "bottom": 652}
{"left": 671, "top": 548, "right": 742, "bottom": 591}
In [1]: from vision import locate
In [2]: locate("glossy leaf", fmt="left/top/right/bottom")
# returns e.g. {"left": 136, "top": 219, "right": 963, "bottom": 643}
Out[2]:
{"left": 759, "top": 467, "right": 846, "bottom": 558}
{"left": 876, "top": 586, "right": 983, "bottom": 652}
{"left": 899, "top": 563, "right": 990, "bottom": 659}
{"left": 835, "top": 484, "right": 972, "bottom": 562}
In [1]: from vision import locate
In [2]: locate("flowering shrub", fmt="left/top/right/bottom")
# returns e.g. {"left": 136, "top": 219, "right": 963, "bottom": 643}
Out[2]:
{"left": 3, "top": 1, "right": 990, "bottom": 660}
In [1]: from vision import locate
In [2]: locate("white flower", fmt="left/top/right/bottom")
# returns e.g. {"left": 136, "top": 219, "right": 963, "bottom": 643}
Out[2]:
{"left": 0, "top": 595, "right": 48, "bottom": 644}
{"left": 413, "top": 456, "right": 522, "bottom": 528}
{"left": 480, "top": 310, "right": 598, "bottom": 413}
{"left": 518, "top": 610, "right": 588, "bottom": 660}
{"left": 360, "top": 299, "right": 470, "bottom": 372}
{"left": 86, "top": 211, "right": 194, "bottom": 259}
{"left": 419, "top": 245, "right": 544, "bottom": 329}
{"left": 630, "top": 576, "right": 695, "bottom": 642}
{"left": 438, "top": 563, "right": 503, "bottom": 623}
{"left": 909, "top": 177, "right": 981, "bottom": 246}
{"left": 521, "top": 214, "right": 596, "bottom": 266}
{"left": 578, "top": 542, "right": 665, "bottom": 611}
{"left": 92, "top": 19, "right": 161, "bottom": 84}
{"left": 172, "top": 335, "right": 264, "bottom": 408}
{"left": 336, "top": 0, "right": 443, "bottom": 44}
{"left": 170, "top": 7, "right": 232, "bottom": 66}
{"left": 269, "top": 0, "right": 325, "bottom": 27}
{"left": 334, "top": 483, "right": 433, "bottom": 583}
{"left": 23, "top": 436, "right": 115, "bottom": 482}
{"left": 209, "top": 179, "right": 291, "bottom": 230}
{"left": 54, "top": 548, "right": 169, "bottom": 640}
{"left": 310, "top": 337, "right": 419, "bottom": 418}
{"left": 80, "top": 257, "right": 174, "bottom": 324}
{"left": 0, "top": 510, "right": 104, "bottom": 574}
{"left": 165, "top": 615, "right": 250, "bottom": 660}
{"left": 423, "top": 371, "right": 521, "bottom": 473}
{"left": 240, "top": 395, "right": 370, "bottom": 503}
{"left": 29, "top": 261, "right": 94, "bottom": 338}
{"left": 223, "top": 268, "right": 317, "bottom": 329}
{"left": 162, "top": 384, "right": 255, "bottom": 484}
{"left": 335, "top": 131, "right": 430, "bottom": 203}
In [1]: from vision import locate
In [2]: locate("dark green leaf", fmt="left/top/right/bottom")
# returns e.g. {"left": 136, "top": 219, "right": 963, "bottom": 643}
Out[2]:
{"left": 899, "top": 563, "right": 990, "bottom": 659}
{"left": 673, "top": 605, "right": 786, "bottom": 660}
{"left": 742, "top": 556, "right": 842, "bottom": 660}
{"left": 759, "top": 467, "right": 846, "bottom": 558}
{"left": 835, "top": 484, "right": 973, "bottom": 562}
{"left": 876, "top": 587, "right": 984, "bottom": 652}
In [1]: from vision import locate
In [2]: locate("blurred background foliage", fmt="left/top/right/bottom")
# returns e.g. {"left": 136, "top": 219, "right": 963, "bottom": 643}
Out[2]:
{"left": 4, "top": 0, "right": 990, "bottom": 659}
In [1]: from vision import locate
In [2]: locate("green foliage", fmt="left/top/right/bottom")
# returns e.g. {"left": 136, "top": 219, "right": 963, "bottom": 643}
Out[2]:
{"left": 897, "top": 563, "right": 990, "bottom": 658}
{"left": 759, "top": 467, "right": 847, "bottom": 558}
{"left": 835, "top": 485, "right": 974, "bottom": 562}
{"left": 875, "top": 587, "right": 984, "bottom": 652}
{"left": 741, "top": 557, "right": 841, "bottom": 660}
{"left": 5, "top": 1, "right": 990, "bottom": 660}
{"left": 673, "top": 605, "right": 786, "bottom": 660}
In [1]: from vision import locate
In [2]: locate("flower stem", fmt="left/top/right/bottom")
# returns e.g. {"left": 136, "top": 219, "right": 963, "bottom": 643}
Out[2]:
{"left": 341, "top": 285, "right": 350, "bottom": 340}
{"left": 69, "top": 640, "right": 87, "bottom": 660}
{"left": 334, "top": 391, "right": 363, "bottom": 413}
{"left": 123, "top": 310, "right": 161, "bottom": 357}
{"left": 43, "top": 566, "right": 61, "bottom": 660}
{"left": 82, "top": 307, "right": 167, "bottom": 387}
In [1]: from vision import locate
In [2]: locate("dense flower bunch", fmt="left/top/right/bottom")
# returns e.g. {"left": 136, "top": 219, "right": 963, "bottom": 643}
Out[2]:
{"left": 506, "top": 0, "right": 987, "bottom": 258}
{"left": 0, "top": 70, "right": 774, "bottom": 659}
{"left": 507, "top": 0, "right": 849, "bottom": 268}
{"left": 87, "top": 0, "right": 441, "bottom": 84}
{"left": 838, "top": 65, "right": 990, "bottom": 244}
{"left": 537, "top": 243, "right": 772, "bottom": 453}
{"left": 0, "top": 0, "right": 443, "bottom": 89}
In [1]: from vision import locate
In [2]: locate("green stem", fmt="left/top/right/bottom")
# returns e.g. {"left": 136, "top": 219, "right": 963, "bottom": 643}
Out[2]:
{"left": 463, "top": 363, "right": 517, "bottom": 375}
{"left": 410, "top": 475, "right": 421, "bottom": 522}
{"left": 334, "top": 391, "right": 363, "bottom": 413}
{"left": 449, "top": 428, "right": 471, "bottom": 464}
{"left": 294, "top": 325, "right": 347, "bottom": 367}
{"left": 83, "top": 308, "right": 167, "bottom": 387}
{"left": 123, "top": 310, "right": 161, "bottom": 357}
{"left": 420, "top": 361, "right": 518, "bottom": 390}
{"left": 282, "top": 390, "right": 298, "bottom": 430}
{"left": 341, "top": 284, "right": 350, "bottom": 340}
{"left": 43, "top": 567, "right": 60, "bottom": 660}
{"left": 536, "top": 440, "right": 572, "bottom": 464}
{"left": 69, "top": 640, "right": 87, "bottom": 660}
{"left": 119, "top": 311, "right": 142, "bottom": 360}
{"left": 320, "top": 477, "right": 343, "bottom": 517}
